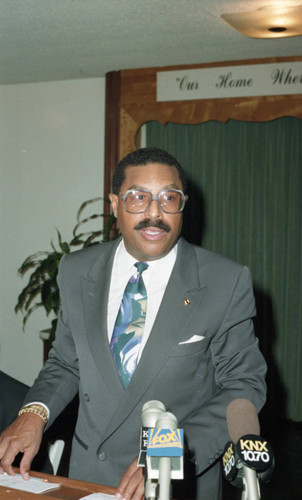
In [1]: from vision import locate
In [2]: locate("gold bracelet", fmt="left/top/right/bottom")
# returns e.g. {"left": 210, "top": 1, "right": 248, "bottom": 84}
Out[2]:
{"left": 18, "top": 404, "right": 48, "bottom": 424}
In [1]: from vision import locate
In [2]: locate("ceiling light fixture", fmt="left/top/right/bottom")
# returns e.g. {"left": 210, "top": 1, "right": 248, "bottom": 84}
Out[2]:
{"left": 221, "top": 5, "right": 302, "bottom": 39}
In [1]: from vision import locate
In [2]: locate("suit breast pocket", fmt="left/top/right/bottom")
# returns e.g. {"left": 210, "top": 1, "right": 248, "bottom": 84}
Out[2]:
{"left": 169, "top": 335, "right": 210, "bottom": 358}
{"left": 154, "top": 335, "right": 212, "bottom": 405}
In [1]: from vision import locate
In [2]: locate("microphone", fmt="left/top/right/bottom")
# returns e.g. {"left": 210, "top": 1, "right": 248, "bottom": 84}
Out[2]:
{"left": 223, "top": 399, "right": 274, "bottom": 500}
{"left": 138, "top": 400, "right": 166, "bottom": 467}
{"left": 138, "top": 401, "right": 166, "bottom": 500}
{"left": 146, "top": 411, "right": 184, "bottom": 500}
{"left": 226, "top": 398, "right": 260, "bottom": 443}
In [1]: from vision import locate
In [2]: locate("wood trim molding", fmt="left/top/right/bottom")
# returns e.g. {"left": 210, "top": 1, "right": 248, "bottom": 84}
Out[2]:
{"left": 104, "top": 70, "right": 121, "bottom": 202}
{"left": 104, "top": 56, "right": 302, "bottom": 187}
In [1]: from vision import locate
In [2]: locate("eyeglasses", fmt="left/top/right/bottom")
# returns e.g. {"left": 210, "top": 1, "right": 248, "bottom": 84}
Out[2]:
{"left": 119, "top": 189, "right": 188, "bottom": 214}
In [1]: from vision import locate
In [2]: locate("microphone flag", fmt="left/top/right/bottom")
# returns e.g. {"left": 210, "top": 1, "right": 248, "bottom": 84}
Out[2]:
{"left": 222, "top": 434, "right": 275, "bottom": 489}
{"left": 138, "top": 426, "right": 150, "bottom": 467}
{"left": 222, "top": 441, "right": 239, "bottom": 485}
{"left": 146, "top": 427, "right": 184, "bottom": 479}
{"left": 236, "top": 434, "right": 274, "bottom": 482}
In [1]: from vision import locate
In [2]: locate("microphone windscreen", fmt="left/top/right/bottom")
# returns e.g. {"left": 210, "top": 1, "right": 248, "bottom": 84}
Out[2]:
{"left": 142, "top": 400, "right": 166, "bottom": 427}
{"left": 226, "top": 398, "right": 260, "bottom": 444}
{"left": 156, "top": 411, "right": 178, "bottom": 429}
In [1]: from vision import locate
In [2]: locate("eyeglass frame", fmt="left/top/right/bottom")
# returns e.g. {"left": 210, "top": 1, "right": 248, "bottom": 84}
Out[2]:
{"left": 119, "top": 188, "right": 188, "bottom": 214}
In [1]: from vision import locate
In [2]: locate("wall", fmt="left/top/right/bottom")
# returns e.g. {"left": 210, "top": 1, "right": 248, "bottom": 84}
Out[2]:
{"left": 0, "top": 78, "right": 105, "bottom": 385}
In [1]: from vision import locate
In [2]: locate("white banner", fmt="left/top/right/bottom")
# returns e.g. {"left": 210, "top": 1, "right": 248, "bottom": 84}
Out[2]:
{"left": 157, "top": 62, "right": 302, "bottom": 101}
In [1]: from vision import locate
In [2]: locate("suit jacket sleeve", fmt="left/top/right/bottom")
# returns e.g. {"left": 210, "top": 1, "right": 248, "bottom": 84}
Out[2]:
{"left": 182, "top": 265, "right": 267, "bottom": 475}
{"left": 23, "top": 254, "right": 80, "bottom": 426}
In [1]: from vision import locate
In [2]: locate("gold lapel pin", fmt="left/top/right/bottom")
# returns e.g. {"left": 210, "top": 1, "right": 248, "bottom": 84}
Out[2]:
{"left": 183, "top": 298, "right": 191, "bottom": 306}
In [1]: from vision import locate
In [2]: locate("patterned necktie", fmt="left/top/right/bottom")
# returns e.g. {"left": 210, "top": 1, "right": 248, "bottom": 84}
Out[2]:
{"left": 110, "top": 261, "right": 148, "bottom": 388}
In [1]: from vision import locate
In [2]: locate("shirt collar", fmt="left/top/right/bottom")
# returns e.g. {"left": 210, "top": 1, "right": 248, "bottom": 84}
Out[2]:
{"left": 115, "top": 239, "right": 178, "bottom": 276}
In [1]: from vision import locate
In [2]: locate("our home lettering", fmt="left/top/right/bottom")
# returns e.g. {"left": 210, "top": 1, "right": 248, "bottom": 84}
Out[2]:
{"left": 216, "top": 72, "right": 253, "bottom": 89}
{"left": 176, "top": 75, "right": 199, "bottom": 91}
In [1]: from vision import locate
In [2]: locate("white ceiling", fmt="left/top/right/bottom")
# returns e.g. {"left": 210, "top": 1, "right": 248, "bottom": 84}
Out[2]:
{"left": 1, "top": 0, "right": 301, "bottom": 85}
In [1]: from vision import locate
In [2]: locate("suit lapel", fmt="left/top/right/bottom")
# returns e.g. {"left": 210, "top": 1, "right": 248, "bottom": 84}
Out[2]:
{"left": 81, "top": 238, "right": 125, "bottom": 400}
{"left": 101, "top": 238, "right": 207, "bottom": 442}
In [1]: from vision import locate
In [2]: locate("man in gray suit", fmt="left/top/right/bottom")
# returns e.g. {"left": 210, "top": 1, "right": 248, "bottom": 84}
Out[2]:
{"left": 0, "top": 147, "right": 266, "bottom": 499}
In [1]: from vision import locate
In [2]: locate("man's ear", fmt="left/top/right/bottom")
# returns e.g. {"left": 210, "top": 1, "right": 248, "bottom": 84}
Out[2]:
{"left": 108, "top": 193, "right": 119, "bottom": 218}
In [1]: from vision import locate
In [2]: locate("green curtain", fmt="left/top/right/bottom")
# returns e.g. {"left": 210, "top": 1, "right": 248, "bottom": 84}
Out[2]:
{"left": 146, "top": 118, "right": 302, "bottom": 421}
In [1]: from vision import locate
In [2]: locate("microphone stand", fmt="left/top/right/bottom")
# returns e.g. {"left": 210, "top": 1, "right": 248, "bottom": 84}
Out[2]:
{"left": 145, "top": 478, "right": 158, "bottom": 500}
{"left": 158, "top": 456, "right": 171, "bottom": 500}
{"left": 241, "top": 466, "right": 261, "bottom": 500}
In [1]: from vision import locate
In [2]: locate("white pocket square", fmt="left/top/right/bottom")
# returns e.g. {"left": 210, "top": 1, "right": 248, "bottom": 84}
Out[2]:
{"left": 178, "top": 335, "right": 205, "bottom": 345}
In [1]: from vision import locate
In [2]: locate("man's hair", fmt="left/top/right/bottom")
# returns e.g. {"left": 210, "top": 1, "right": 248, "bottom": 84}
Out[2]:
{"left": 112, "top": 147, "right": 187, "bottom": 194}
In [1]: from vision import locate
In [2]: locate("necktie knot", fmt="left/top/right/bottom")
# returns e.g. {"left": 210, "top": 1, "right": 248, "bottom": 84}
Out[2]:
{"left": 135, "top": 261, "right": 148, "bottom": 274}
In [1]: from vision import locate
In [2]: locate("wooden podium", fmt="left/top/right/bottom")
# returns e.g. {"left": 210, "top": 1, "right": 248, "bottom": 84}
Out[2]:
{"left": 0, "top": 470, "right": 116, "bottom": 499}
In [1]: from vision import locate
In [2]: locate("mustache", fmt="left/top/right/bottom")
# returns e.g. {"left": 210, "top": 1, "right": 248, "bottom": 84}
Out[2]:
{"left": 134, "top": 219, "right": 171, "bottom": 233}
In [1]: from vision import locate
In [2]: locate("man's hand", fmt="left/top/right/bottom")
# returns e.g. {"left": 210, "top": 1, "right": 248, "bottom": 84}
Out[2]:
{"left": 0, "top": 413, "right": 44, "bottom": 479}
{"left": 115, "top": 458, "right": 144, "bottom": 500}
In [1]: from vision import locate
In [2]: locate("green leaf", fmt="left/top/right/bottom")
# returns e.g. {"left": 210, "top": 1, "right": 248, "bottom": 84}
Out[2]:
{"left": 15, "top": 197, "right": 117, "bottom": 346}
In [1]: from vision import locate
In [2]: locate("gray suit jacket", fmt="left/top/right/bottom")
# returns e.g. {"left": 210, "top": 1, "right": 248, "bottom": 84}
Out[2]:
{"left": 24, "top": 237, "right": 266, "bottom": 498}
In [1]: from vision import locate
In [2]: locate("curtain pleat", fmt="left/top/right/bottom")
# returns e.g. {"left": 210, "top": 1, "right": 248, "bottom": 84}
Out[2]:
{"left": 146, "top": 117, "right": 302, "bottom": 421}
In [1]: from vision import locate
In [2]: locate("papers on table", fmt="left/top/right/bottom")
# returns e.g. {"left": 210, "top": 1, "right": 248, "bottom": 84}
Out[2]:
{"left": 0, "top": 472, "right": 61, "bottom": 493}
{"left": 80, "top": 495, "right": 115, "bottom": 499}
{"left": 0, "top": 473, "right": 116, "bottom": 498}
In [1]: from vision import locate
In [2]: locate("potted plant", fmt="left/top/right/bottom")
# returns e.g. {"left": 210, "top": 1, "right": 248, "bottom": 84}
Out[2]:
{"left": 15, "top": 197, "right": 117, "bottom": 355}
